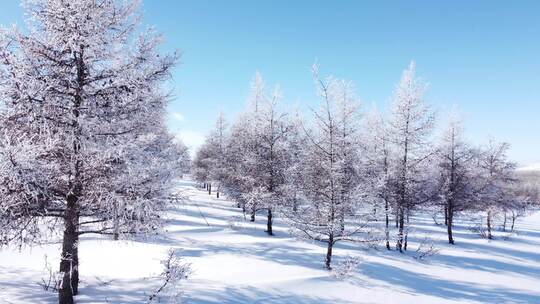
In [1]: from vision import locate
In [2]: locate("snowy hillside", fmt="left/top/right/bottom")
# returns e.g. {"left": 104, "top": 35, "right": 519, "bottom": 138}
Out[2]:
{"left": 1, "top": 178, "right": 540, "bottom": 304}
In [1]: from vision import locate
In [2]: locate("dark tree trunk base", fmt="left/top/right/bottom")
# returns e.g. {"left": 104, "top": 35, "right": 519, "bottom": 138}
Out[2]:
{"left": 266, "top": 208, "right": 273, "bottom": 236}
{"left": 58, "top": 195, "right": 79, "bottom": 304}
{"left": 447, "top": 206, "right": 455, "bottom": 244}
{"left": 487, "top": 211, "right": 493, "bottom": 239}
{"left": 325, "top": 237, "right": 334, "bottom": 270}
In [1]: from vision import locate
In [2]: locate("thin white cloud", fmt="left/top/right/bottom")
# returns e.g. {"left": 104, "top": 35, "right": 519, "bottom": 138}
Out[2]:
{"left": 170, "top": 112, "right": 185, "bottom": 122}
{"left": 175, "top": 130, "right": 205, "bottom": 156}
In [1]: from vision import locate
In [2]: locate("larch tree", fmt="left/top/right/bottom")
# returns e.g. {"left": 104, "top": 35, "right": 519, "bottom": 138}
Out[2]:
{"left": 0, "top": 1, "right": 183, "bottom": 303}
{"left": 288, "top": 65, "right": 369, "bottom": 269}
{"left": 509, "top": 171, "right": 540, "bottom": 231}
{"left": 246, "top": 74, "right": 290, "bottom": 234}
{"left": 192, "top": 141, "right": 212, "bottom": 189}
{"left": 193, "top": 111, "right": 228, "bottom": 197}
{"left": 476, "top": 140, "right": 516, "bottom": 239}
{"left": 282, "top": 110, "right": 308, "bottom": 213}
{"left": 363, "top": 107, "right": 392, "bottom": 249}
{"left": 388, "top": 62, "right": 435, "bottom": 252}
{"left": 220, "top": 115, "right": 252, "bottom": 212}
{"left": 434, "top": 111, "right": 477, "bottom": 244}
{"left": 209, "top": 111, "right": 228, "bottom": 198}
{"left": 217, "top": 72, "right": 291, "bottom": 235}
{"left": 253, "top": 86, "right": 291, "bottom": 235}
{"left": 215, "top": 76, "right": 260, "bottom": 219}
{"left": 227, "top": 72, "right": 268, "bottom": 222}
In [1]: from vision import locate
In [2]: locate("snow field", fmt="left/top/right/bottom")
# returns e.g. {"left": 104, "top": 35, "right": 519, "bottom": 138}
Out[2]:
{"left": 2, "top": 179, "right": 540, "bottom": 303}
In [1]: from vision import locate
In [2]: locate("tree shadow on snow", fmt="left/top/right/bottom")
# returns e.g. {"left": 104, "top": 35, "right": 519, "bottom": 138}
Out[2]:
{"left": 360, "top": 262, "right": 540, "bottom": 304}
{"left": 185, "top": 285, "right": 361, "bottom": 304}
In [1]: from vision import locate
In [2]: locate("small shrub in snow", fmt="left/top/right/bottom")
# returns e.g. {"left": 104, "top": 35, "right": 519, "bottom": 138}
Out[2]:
{"left": 95, "top": 277, "right": 114, "bottom": 287}
{"left": 501, "top": 231, "right": 518, "bottom": 241}
{"left": 37, "top": 255, "right": 61, "bottom": 292}
{"left": 468, "top": 224, "right": 488, "bottom": 239}
{"left": 413, "top": 237, "right": 440, "bottom": 261}
{"left": 331, "top": 255, "right": 363, "bottom": 280}
{"left": 148, "top": 249, "right": 191, "bottom": 304}
{"left": 228, "top": 216, "right": 247, "bottom": 231}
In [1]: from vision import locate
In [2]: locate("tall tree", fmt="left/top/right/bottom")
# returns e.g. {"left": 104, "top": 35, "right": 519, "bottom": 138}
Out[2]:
{"left": 224, "top": 73, "right": 268, "bottom": 221}
{"left": 210, "top": 111, "right": 228, "bottom": 198}
{"left": 363, "top": 107, "right": 392, "bottom": 249}
{"left": 217, "top": 73, "right": 290, "bottom": 234}
{"left": 435, "top": 112, "right": 477, "bottom": 244}
{"left": 192, "top": 142, "right": 212, "bottom": 188}
{"left": 193, "top": 112, "right": 228, "bottom": 197}
{"left": 0, "top": 1, "right": 182, "bottom": 303}
{"left": 288, "top": 65, "right": 369, "bottom": 269}
{"left": 282, "top": 110, "right": 308, "bottom": 213}
{"left": 388, "top": 62, "right": 435, "bottom": 252}
{"left": 477, "top": 140, "right": 516, "bottom": 239}
{"left": 254, "top": 86, "right": 291, "bottom": 235}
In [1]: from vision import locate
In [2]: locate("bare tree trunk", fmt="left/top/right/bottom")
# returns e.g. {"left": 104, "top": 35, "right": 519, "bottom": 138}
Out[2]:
{"left": 502, "top": 212, "right": 507, "bottom": 232}
{"left": 444, "top": 206, "right": 448, "bottom": 226}
{"left": 266, "top": 208, "right": 273, "bottom": 235}
{"left": 325, "top": 236, "right": 334, "bottom": 270}
{"left": 395, "top": 208, "right": 399, "bottom": 228}
{"left": 447, "top": 205, "right": 454, "bottom": 244}
{"left": 511, "top": 211, "right": 517, "bottom": 232}
{"left": 292, "top": 191, "right": 298, "bottom": 213}
{"left": 113, "top": 202, "right": 120, "bottom": 241}
{"left": 385, "top": 199, "right": 390, "bottom": 250}
{"left": 396, "top": 207, "right": 405, "bottom": 253}
{"left": 250, "top": 204, "right": 256, "bottom": 222}
{"left": 404, "top": 210, "right": 410, "bottom": 251}
{"left": 72, "top": 231, "right": 79, "bottom": 296}
{"left": 58, "top": 195, "right": 79, "bottom": 304}
{"left": 208, "top": 183, "right": 211, "bottom": 195}
{"left": 487, "top": 210, "right": 493, "bottom": 239}
{"left": 339, "top": 213, "right": 345, "bottom": 234}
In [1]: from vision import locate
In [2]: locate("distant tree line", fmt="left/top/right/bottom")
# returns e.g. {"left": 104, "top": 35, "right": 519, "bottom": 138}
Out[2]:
{"left": 194, "top": 63, "right": 539, "bottom": 269}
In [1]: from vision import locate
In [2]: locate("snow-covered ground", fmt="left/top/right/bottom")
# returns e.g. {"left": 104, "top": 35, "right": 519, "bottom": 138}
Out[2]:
{"left": 2, "top": 178, "right": 540, "bottom": 303}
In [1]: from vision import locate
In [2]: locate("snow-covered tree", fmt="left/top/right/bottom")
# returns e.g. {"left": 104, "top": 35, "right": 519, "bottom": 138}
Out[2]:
{"left": 193, "top": 112, "right": 228, "bottom": 197}
{"left": 362, "top": 107, "right": 392, "bottom": 249}
{"left": 287, "top": 65, "right": 370, "bottom": 269}
{"left": 476, "top": 140, "right": 516, "bottom": 239}
{"left": 209, "top": 111, "right": 228, "bottom": 198}
{"left": 434, "top": 112, "right": 477, "bottom": 244}
{"left": 219, "top": 115, "right": 252, "bottom": 211}
{"left": 192, "top": 143, "right": 212, "bottom": 189}
{"left": 223, "top": 73, "right": 291, "bottom": 235}
{"left": 510, "top": 170, "right": 540, "bottom": 230}
{"left": 0, "top": 1, "right": 182, "bottom": 303}
{"left": 387, "top": 62, "right": 436, "bottom": 252}
{"left": 253, "top": 87, "right": 292, "bottom": 235}
{"left": 281, "top": 110, "right": 308, "bottom": 213}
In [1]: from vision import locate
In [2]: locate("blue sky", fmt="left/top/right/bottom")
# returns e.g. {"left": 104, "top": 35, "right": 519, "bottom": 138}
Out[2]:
{"left": 1, "top": 1, "right": 539, "bottom": 165}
